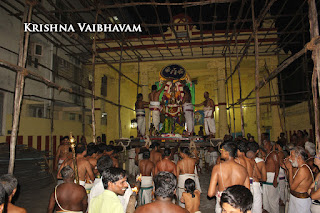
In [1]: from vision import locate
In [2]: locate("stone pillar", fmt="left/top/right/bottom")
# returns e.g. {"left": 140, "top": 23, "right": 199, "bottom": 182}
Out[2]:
{"left": 218, "top": 67, "right": 228, "bottom": 138}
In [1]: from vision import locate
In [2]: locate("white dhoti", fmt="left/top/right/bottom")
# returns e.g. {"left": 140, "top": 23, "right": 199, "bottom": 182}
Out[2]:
{"left": 203, "top": 107, "right": 216, "bottom": 135}
{"left": 251, "top": 181, "right": 262, "bottom": 213}
{"left": 288, "top": 194, "right": 311, "bottom": 213}
{"left": 57, "top": 159, "right": 64, "bottom": 170}
{"left": 263, "top": 172, "right": 279, "bottom": 213}
{"left": 139, "top": 176, "right": 153, "bottom": 205}
{"left": 278, "top": 167, "right": 288, "bottom": 202}
{"left": 128, "top": 148, "right": 136, "bottom": 176}
{"left": 177, "top": 172, "right": 201, "bottom": 208}
{"left": 311, "top": 202, "right": 320, "bottom": 213}
{"left": 150, "top": 101, "right": 161, "bottom": 131}
{"left": 209, "top": 151, "right": 219, "bottom": 167}
{"left": 136, "top": 109, "right": 146, "bottom": 136}
{"left": 215, "top": 191, "right": 223, "bottom": 213}
{"left": 183, "top": 103, "right": 194, "bottom": 134}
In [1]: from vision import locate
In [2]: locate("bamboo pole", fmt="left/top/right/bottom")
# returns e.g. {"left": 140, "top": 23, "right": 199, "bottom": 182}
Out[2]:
{"left": 279, "top": 73, "right": 287, "bottom": 134}
{"left": 118, "top": 45, "right": 123, "bottom": 138}
{"left": 8, "top": 3, "right": 33, "bottom": 174}
{"left": 308, "top": 0, "right": 320, "bottom": 150}
{"left": 228, "top": 46, "right": 236, "bottom": 136}
{"left": 251, "top": 0, "right": 261, "bottom": 144}
{"left": 50, "top": 46, "right": 56, "bottom": 169}
{"left": 91, "top": 11, "right": 99, "bottom": 144}
{"left": 302, "top": 20, "right": 315, "bottom": 137}
{"left": 236, "top": 34, "right": 245, "bottom": 136}
{"left": 225, "top": 57, "right": 231, "bottom": 134}
{"left": 137, "top": 58, "right": 140, "bottom": 96}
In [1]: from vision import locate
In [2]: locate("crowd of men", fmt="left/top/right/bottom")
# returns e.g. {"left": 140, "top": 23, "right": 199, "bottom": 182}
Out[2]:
{"left": 0, "top": 129, "right": 319, "bottom": 213}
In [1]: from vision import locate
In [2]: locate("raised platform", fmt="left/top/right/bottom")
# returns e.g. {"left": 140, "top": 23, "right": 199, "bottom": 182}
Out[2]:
{"left": 115, "top": 136, "right": 223, "bottom": 147}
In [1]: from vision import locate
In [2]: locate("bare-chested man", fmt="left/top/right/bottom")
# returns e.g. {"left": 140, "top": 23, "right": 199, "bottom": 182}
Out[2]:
{"left": 58, "top": 145, "right": 95, "bottom": 186}
{"left": 177, "top": 147, "right": 201, "bottom": 208}
{"left": 105, "top": 145, "right": 119, "bottom": 168}
{"left": 150, "top": 142, "right": 162, "bottom": 165}
{"left": 195, "top": 91, "right": 215, "bottom": 137}
{"left": 155, "top": 148, "right": 177, "bottom": 176}
{"left": 86, "top": 144, "right": 99, "bottom": 175}
{"left": 180, "top": 178, "right": 200, "bottom": 213}
{"left": 182, "top": 85, "right": 194, "bottom": 135}
{"left": 263, "top": 140, "right": 280, "bottom": 213}
{"left": 149, "top": 83, "right": 166, "bottom": 132}
{"left": 135, "top": 172, "right": 188, "bottom": 213}
{"left": 247, "top": 142, "right": 265, "bottom": 213}
{"left": 138, "top": 149, "right": 155, "bottom": 205}
{"left": 208, "top": 142, "right": 250, "bottom": 213}
{"left": 55, "top": 136, "right": 70, "bottom": 171}
{"left": 284, "top": 146, "right": 313, "bottom": 213}
{"left": 136, "top": 93, "right": 149, "bottom": 137}
{"left": 0, "top": 174, "right": 27, "bottom": 213}
{"left": 48, "top": 166, "right": 87, "bottom": 213}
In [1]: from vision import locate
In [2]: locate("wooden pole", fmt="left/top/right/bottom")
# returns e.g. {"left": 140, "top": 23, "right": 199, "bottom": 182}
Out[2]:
{"left": 118, "top": 45, "right": 123, "bottom": 138}
{"left": 251, "top": 0, "right": 261, "bottom": 144}
{"left": 279, "top": 73, "right": 287, "bottom": 134}
{"left": 91, "top": 11, "right": 99, "bottom": 143}
{"left": 308, "top": 0, "right": 320, "bottom": 150}
{"left": 225, "top": 57, "right": 231, "bottom": 134}
{"left": 228, "top": 46, "right": 236, "bottom": 136}
{"left": 236, "top": 34, "right": 245, "bottom": 136}
{"left": 137, "top": 58, "right": 140, "bottom": 96}
{"left": 50, "top": 46, "right": 57, "bottom": 169}
{"left": 8, "top": 3, "right": 33, "bottom": 174}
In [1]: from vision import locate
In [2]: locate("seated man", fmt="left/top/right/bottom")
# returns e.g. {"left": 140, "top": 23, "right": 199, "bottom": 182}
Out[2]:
{"left": 135, "top": 171, "right": 189, "bottom": 213}
{"left": 47, "top": 166, "right": 88, "bottom": 213}
{"left": 220, "top": 185, "right": 253, "bottom": 213}
{"left": 89, "top": 168, "right": 128, "bottom": 213}
{"left": 0, "top": 183, "right": 4, "bottom": 213}
{"left": 0, "top": 174, "right": 26, "bottom": 213}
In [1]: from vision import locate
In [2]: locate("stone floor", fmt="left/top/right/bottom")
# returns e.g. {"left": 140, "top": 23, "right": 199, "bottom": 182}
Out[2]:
{"left": 14, "top": 170, "right": 285, "bottom": 213}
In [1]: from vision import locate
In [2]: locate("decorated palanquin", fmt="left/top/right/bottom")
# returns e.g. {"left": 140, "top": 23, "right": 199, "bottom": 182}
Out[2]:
{"left": 153, "top": 64, "right": 195, "bottom": 135}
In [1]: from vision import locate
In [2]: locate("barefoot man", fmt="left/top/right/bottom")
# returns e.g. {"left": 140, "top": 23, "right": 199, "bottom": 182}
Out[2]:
{"left": 47, "top": 166, "right": 88, "bottom": 213}
{"left": 263, "top": 140, "right": 280, "bottom": 213}
{"left": 182, "top": 85, "right": 194, "bottom": 135}
{"left": 284, "top": 146, "right": 313, "bottom": 213}
{"left": 135, "top": 93, "right": 149, "bottom": 137}
{"left": 135, "top": 172, "right": 188, "bottom": 213}
{"left": 58, "top": 145, "right": 95, "bottom": 186}
{"left": 155, "top": 148, "right": 177, "bottom": 176}
{"left": 208, "top": 142, "right": 250, "bottom": 213}
{"left": 55, "top": 136, "right": 70, "bottom": 171}
{"left": 177, "top": 147, "right": 201, "bottom": 208}
{"left": 138, "top": 149, "right": 155, "bottom": 205}
{"left": 150, "top": 142, "right": 162, "bottom": 165}
{"left": 149, "top": 83, "right": 166, "bottom": 132}
{"left": 195, "top": 92, "right": 215, "bottom": 137}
